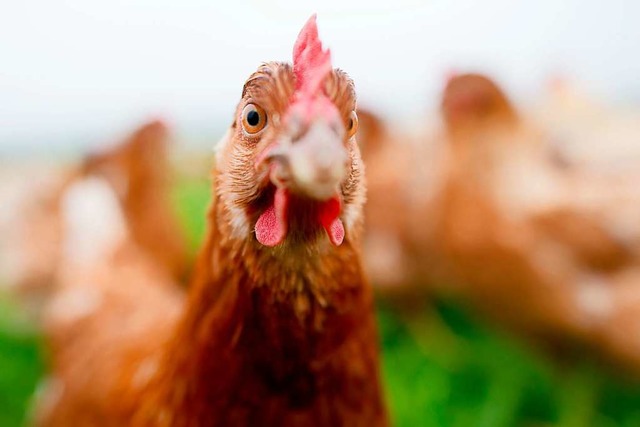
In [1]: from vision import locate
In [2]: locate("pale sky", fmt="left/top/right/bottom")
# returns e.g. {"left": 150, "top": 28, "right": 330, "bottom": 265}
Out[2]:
{"left": 1, "top": 0, "right": 639, "bottom": 152}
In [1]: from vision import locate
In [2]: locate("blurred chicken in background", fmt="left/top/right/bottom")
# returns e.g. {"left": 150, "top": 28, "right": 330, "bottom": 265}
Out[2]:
{"left": 361, "top": 72, "right": 640, "bottom": 370}
{"left": 537, "top": 76, "right": 640, "bottom": 177}
{"left": 437, "top": 75, "right": 640, "bottom": 366}
{"left": 0, "top": 121, "right": 188, "bottom": 318}
{"left": 434, "top": 73, "right": 615, "bottom": 332}
{"left": 358, "top": 108, "right": 449, "bottom": 294}
{"left": 0, "top": 164, "right": 67, "bottom": 311}
{"left": 81, "top": 121, "right": 189, "bottom": 281}
{"left": 36, "top": 169, "right": 183, "bottom": 426}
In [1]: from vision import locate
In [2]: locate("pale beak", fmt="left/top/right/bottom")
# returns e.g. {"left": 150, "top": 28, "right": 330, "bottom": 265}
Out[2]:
{"left": 284, "top": 118, "right": 348, "bottom": 200}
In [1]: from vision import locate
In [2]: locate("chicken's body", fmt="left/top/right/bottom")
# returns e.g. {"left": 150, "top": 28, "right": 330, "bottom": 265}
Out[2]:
{"left": 358, "top": 73, "right": 640, "bottom": 369}
{"left": 38, "top": 17, "right": 387, "bottom": 426}
{"left": 128, "top": 206, "right": 384, "bottom": 426}
{"left": 0, "top": 162, "right": 66, "bottom": 301}
{"left": 358, "top": 109, "right": 448, "bottom": 291}
{"left": 83, "top": 121, "right": 188, "bottom": 281}
{"left": 0, "top": 120, "right": 187, "bottom": 317}
{"left": 432, "top": 74, "right": 640, "bottom": 367}
{"left": 40, "top": 239, "right": 182, "bottom": 426}
{"left": 40, "top": 187, "right": 384, "bottom": 427}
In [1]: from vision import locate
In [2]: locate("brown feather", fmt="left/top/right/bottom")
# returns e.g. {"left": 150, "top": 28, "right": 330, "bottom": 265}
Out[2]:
{"left": 39, "top": 59, "right": 387, "bottom": 427}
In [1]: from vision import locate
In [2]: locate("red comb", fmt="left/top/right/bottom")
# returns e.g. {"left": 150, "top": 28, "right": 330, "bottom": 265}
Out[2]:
{"left": 292, "top": 15, "right": 332, "bottom": 102}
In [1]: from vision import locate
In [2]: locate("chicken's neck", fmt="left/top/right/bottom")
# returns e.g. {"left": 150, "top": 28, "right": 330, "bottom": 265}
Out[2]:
{"left": 140, "top": 197, "right": 386, "bottom": 426}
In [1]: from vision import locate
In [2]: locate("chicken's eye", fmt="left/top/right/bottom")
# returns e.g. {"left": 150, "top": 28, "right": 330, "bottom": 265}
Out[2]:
{"left": 242, "top": 104, "right": 267, "bottom": 134}
{"left": 347, "top": 111, "right": 358, "bottom": 138}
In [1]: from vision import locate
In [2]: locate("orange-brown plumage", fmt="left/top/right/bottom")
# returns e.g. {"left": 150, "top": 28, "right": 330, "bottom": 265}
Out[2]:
{"left": 0, "top": 120, "right": 187, "bottom": 319}
{"left": 358, "top": 73, "right": 640, "bottom": 370}
{"left": 432, "top": 74, "right": 640, "bottom": 368}
{"left": 38, "top": 18, "right": 387, "bottom": 427}
{"left": 358, "top": 107, "right": 449, "bottom": 292}
{"left": 82, "top": 120, "right": 188, "bottom": 281}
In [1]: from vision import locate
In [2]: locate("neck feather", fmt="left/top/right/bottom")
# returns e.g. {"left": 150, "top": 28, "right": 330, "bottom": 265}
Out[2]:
{"left": 134, "top": 195, "right": 386, "bottom": 426}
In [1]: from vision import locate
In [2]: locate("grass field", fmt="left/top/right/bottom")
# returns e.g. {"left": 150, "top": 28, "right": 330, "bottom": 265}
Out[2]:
{"left": 1, "top": 178, "right": 640, "bottom": 426}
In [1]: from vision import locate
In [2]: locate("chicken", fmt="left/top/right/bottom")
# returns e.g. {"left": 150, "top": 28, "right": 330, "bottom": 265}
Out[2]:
{"left": 433, "top": 73, "right": 640, "bottom": 367}
{"left": 0, "top": 162, "right": 66, "bottom": 303}
{"left": 82, "top": 120, "right": 188, "bottom": 281}
{"left": 357, "top": 106, "right": 449, "bottom": 293}
{"left": 37, "top": 16, "right": 388, "bottom": 426}
{"left": 359, "top": 72, "right": 640, "bottom": 368}
{"left": 536, "top": 75, "right": 640, "bottom": 177}
{"left": 36, "top": 175, "right": 183, "bottom": 426}
{"left": 357, "top": 109, "right": 415, "bottom": 289}
{"left": 433, "top": 73, "right": 580, "bottom": 331}
{"left": 534, "top": 76, "right": 640, "bottom": 260}
{"left": 0, "top": 121, "right": 187, "bottom": 318}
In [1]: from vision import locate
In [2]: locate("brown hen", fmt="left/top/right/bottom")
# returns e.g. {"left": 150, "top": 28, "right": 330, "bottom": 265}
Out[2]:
{"left": 37, "top": 16, "right": 387, "bottom": 427}
{"left": 435, "top": 73, "right": 640, "bottom": 368}
{"left": 0, "top": 121, "right": 187, "bottom": 319}
{"left": 82, "top": 120, "right": 188, "bottom": 281}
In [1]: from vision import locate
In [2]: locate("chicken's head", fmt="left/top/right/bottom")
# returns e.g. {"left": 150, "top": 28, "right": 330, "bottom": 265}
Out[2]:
{"left": 441, "top": 73, "right": 517, "bottom": 133}
{"left": 215, "top": 16, "right": 364, "bottom": 249}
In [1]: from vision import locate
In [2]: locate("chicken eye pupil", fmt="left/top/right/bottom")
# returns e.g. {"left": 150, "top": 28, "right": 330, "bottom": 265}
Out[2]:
{"left": 348, "top": 118, "right": 354, "bottom": 130}
{"left": 247, "top": 110, "right": 260, "bottom": 127}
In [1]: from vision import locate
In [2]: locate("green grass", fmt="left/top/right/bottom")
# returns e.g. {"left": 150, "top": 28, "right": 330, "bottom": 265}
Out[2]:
{"left": 171, "top": 176, "right": 211, "bottom": 257}
{"left": 0, "top": 296, "right": 44, "bottom": 427}
{"left": 2, "top": 177, "right": 640, "bottom": 426}
{"left": 379, "top": 300, "right": 640, "bottom": 427}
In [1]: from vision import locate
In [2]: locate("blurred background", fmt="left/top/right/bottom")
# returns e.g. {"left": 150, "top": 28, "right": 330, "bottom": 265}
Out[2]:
{"left": 2, "top": 1, "right": 640, "bottom": 426}
{"left": 3, "top": 0, "right": 639, "bottom": 153}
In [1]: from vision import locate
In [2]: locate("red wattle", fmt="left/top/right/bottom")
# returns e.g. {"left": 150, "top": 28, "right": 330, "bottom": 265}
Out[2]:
{"left": 319, "top": 196, "right": 345, "bottom": 246}
{"left": 326, "top": 218, "right": 345, "bottom": 246}
{"left": 255, "top": 188, "right": 288, "bottom": 246}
